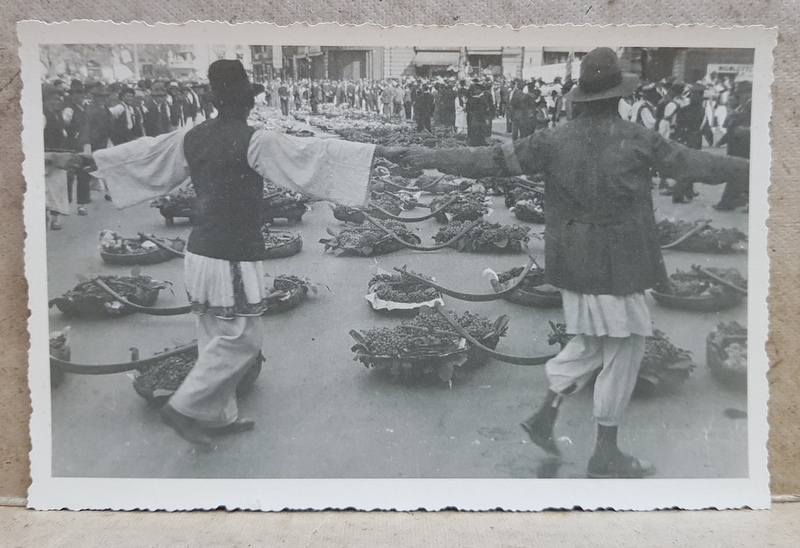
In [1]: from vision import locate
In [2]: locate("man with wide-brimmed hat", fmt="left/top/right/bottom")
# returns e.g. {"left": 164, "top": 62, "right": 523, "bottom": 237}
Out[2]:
{"left": 403, "top": 47, "right": 749, "bottom": 478}
{"left": 86, "top": 59, "right": 407, "bottom": 448}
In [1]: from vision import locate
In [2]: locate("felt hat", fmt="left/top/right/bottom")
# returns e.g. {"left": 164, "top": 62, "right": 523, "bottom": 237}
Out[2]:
{"left": 69, "top": 79, "right": 85, "bottom": 93}
{"left": 566, "top": 47, "right": 640, "bottom": 103}
{"left": 207, "top": 59, "right": 255, "bottom": 109}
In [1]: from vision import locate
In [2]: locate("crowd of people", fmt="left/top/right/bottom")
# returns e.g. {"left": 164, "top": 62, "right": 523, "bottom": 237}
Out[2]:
{"left": 41, "top": 66, "right": 751, "bottom": 231}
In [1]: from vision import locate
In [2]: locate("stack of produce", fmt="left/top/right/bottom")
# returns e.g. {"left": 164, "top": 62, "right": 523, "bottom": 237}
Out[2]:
{"left": 320, "top": 220, "right": 421, "bottom": 256}
{"left": 49, "top": 275, "right": 170, "bottom": 318}
{"left": 478, "top": 177, "right": 527, "bottom": 196}
{"left": 504, "top": 186, "right": 543, "bottom": 208}
{"left": 548, "top": 322, "right": 694, "bottom": 394}
{"left": 433, "top": 221, "right": 530, "bottom": 253}
{"left": 706, "top": 321, "right": 747, "bottom": 388}
{"left": 261, "top": 226, "right": 303, "bottom": 259}
{"left": 150, "top": 184, "right": 196, "bottom": 224}
{"left": 511, "top": 195, "right": 545, "bottom": 224}
{"left": 492, "top": 265, "right": 562, "bottom": 307}
{"left": 264, "top": 274, "right": 317, "bottom": 314}
{"left": 350, "top": 311, "right": 509, "bottom": 384}
{"left": 99, "top": 231, "right": 186, "bottom": 265}
{"left": 365, "top": 271, "right": 444, "bottom": 312}
{"left": 658, "top": 219, "right": 747, "bottom": 253}
{"left": 133, "top": 344, "right": 263, "bottom": 403}
{"left": 263, "top": 182, "right": 312, "bottom": 223}
{"left": 652, "top": 267, "right": 747, "bottom": 311}
{"left": 430, "top": 191, "right": 490, "bottom": 223}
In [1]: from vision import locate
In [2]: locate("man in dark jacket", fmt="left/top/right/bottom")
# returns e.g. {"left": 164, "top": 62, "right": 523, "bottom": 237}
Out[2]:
{"left": 413, "top": 84, "right": 435, "bottom": 132}
{"left": 143, "top": 83, "right": 172, "bottom": 137}
{"left": 713, "top": 80, "right": 752, "bottom": 210}
{"left": 403, "top": 47, "right": 749, "bottom": 478}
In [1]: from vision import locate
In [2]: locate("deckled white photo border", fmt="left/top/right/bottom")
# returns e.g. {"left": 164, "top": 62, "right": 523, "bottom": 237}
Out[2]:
{"left": 20, "top": 21, "right": 775, "bottom": 511}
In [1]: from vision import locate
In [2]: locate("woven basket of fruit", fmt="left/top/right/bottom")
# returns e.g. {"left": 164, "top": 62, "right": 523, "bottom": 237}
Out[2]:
{"left": 49, "top": 275, "right": 170, "bottom": 319}
{"left": 706, "top": 321, "right": 747, "bottom": 389}
{"left": 512, "top": 197, "right": 545, "bottom": 224}
{"left": 332, "top": 200, "right": 402, "bottom": 223}
{"left": 320, "top": 221, "right": 421, "bottom": 257}
{"left": 132, "top": 343, "right": 264, "bottom": 405}
{"left": 263, "top": 275, "right": 317, "bottom": 315}
{"left": 477, "top": 177, "right": 526, "bottom": 196}
{"left": 373, "top": 156, "right": 423, "bottom": 179}
{"left": 351, "top": 311, "right": 509, "bottom": 385}
{"left": 433, "top": 221, "right": 530, "bottom": 253}
{"left": 365, "top": 271, "right": 444, "bottom": 314}
{"left": 429, "top": 191, "right": 489, "bottom": 223}
{"left": 262, "top": 228, "right": 304, "bottom": 259}
{"left": 151, "top": 184, "right": 196, "bottom": 225}
{"left": 99, "top": 231, "right": 185, "bottom": 266}
{"left": 650, "top": 267, "right": 746, "bottom": 312}
{"left": 263, "top": 183, "right": 312, "bottom": 224}
{"left": 548, "top": 322, "right": 694, "bottom": 396}
{"left": 504, "top": 185, "right": 543, "bottom": 208}
{"left": 658, "top": 219, "right": 747, "bottom": 253}
{"left": 489, "top": 265, "right": 562, "bottom": 308}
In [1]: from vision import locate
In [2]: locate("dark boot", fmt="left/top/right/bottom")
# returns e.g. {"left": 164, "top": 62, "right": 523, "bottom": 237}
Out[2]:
{"left": 520, "top": 390, "right": 562, "bottom": 456}
{"left": 587, "top": 425, "right": 655, "bottom": 479}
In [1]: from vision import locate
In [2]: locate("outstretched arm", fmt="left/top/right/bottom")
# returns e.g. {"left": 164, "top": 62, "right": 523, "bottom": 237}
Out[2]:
{"left": 652, "top": 134, "right": 749, "bottom": 185}
{"left": 403, "top": 145, "right": 513, "bottom": 179}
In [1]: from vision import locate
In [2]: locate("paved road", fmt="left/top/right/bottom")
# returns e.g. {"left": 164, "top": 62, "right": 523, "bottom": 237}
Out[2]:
{"left": 45, "top": 128, "right": 749, "bottom": 480}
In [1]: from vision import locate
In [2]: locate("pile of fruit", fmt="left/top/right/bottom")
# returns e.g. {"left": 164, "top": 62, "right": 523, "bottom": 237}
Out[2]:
{"left": 708, "top": 321, "right": 748, "bottom": 377}
{"left": 367, "top": 272, "right": 440, "bottom": 304}
{"left": 351, "top": 311, "right": 508, "bottom": 383}
{"left": 134, "top": 346, "right": 197, "bottom": 393}
{"left": 504, "top": 186, "right": 542, "bottom": 208}
{"left": 150, "top": 184, "right": 196, "bottom": 212}
{"left": 497, "top": 265, "right": 549, "bottom": 292}
{"left": 663, "top": 267, "right": 747, "bottom": 298}
{"left": 320, "top": 220, "right": 420, "bottom": 256}
{"left": 430, "top": 191, "right": 489, "bottom": 222}
{"left": 548, "top": 322, "right": 694, "bottom": 393}
{"left": 512, "top": 197, "right": 545, "bottom": 223}
{"left": 657, "top": 219, "right": 747, "bottom": 253}
{"left": 372, "top": 156, "right": 423, "bottom": 179}
{"left": 412, "top": 174, "right": 472, "bottom": 194}
{"left": 433, "top": 221, "right": 530, "bottom": 253}
{"left": 263, "top": 182, "right": 313, "bottom": 208}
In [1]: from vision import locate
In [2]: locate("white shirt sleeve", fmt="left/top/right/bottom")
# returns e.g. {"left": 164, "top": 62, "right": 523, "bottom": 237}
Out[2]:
{"left": 93, "top": 129, "right": 190, "bottom": 209}
{"left": 247, "top": 130, "right": 376, "bottom": 207}
{"left": 640, "top": 107, "right": 656, "bottom": 130}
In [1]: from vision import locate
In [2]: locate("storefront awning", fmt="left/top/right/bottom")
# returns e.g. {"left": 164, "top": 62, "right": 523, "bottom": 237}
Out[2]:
{"left": 466, "top": 48, "right": 503, "bottom": 55}
{"left": 413, "top": 51, "right": 461, "bottom": 66}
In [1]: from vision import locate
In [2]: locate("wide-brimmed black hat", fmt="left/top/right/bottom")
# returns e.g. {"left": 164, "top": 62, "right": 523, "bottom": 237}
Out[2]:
{"left": 208, "top": 59, "right": 252, "bottom": 101}
{"left": 566, "top": 47, "right": 640, "bottom": 103}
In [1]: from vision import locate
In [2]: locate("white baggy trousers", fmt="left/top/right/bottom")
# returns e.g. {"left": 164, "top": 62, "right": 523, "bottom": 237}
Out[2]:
{"left": 169, "top": 314, "right": 263, "bottom": 427}
{"left": 546, "top": 334, "right": 646, "bottom": 426}
{"left": 547, "top": 290, "right": 651, "bottom": 426}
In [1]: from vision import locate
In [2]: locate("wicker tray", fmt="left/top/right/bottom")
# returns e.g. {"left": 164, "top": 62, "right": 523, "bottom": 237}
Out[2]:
{"left": 650, "top": 289, "right": 744, "bottom": 312}
{"left": 263, "top": 284, "right": 309, "bottom": 315}
{"left": 263, "top": 232, "right": 304, "bottom": 259}
{"left": 100, "top": 237, "right": 185, "bottom": 266}
{"left": 352, "top": 332, "right": 500, "bottom": 384}
{"left": 502, "top": 286, "right": 562, "bottom": 308}
{"left": 50, "top": 280, "right": 165, "bottom": 319}
{"left": 706, "top": 329, "right": 747, "bottom": 390}
{"left": 133, "top": 348, "right": 264, "bottom": 405}
{"left": 321, "top": 233, "right": 422, "bottom": 257}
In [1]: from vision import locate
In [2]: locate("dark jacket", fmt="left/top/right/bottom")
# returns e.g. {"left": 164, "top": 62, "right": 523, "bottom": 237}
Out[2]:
{"left": 184, "top": 117, "right": 266, "bottom": 262}
{"left": 422, "top": 113, "right": 749, "bottom": 295}
{"left": 143, "top": 99, "right": 172, "bottom": 137}
{"left": 81, "top": 102, "right": 112, "bottom": 151}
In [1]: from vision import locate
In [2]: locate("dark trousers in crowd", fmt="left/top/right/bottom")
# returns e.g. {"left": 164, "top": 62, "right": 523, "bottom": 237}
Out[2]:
{"left": 67, "top": 170, "right": 91, "bottom": 205}
{"left": 416, "top": 116, "right": 432, "bottom": 133}
{"left": 280, "top": 98, "right": 290, "bottom": 116}
{"left": 404, "top": 102, "right": 412, "bottom": 120}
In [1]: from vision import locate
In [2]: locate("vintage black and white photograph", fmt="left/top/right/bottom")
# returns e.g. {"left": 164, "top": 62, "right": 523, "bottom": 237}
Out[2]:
{"left": 21, "top": 22, "right": 773, "bottom": 511}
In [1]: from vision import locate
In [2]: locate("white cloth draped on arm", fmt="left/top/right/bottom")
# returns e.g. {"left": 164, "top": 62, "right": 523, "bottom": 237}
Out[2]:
{"left": 92, "top": 129, "right": 190, "bottom": 209}
{"left": 247, "top": 130, "right": 375, "bottom": 208}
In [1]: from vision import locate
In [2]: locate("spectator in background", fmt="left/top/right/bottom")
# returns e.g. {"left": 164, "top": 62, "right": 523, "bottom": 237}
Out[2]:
{"left": 143, "top": 83, "right": 172, "bottom": 137}
{"left": 414, "top": 84, "right": 435, "bottom": 133}
{"left": 713, "top": 80, "right": 752, "bottom": 211}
